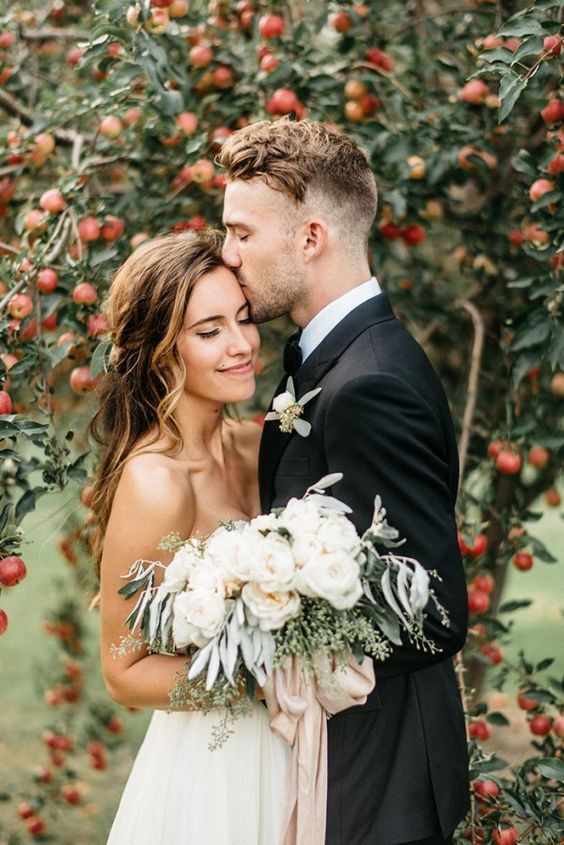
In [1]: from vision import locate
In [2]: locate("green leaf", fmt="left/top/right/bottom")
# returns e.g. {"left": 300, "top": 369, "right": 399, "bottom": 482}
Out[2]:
{"left": 15, "top": 488, "right": 43, "bottom": 522}
{"left": 499, "top": 599, "right": 533, "bottom": 613}
{"left": 487, "top": 711, "right": 510, "bottom": 726}
{"left": 511, "top": 317, "right": 551, "bottom": 351}
{"left": 548, "top": 324, "right": 564, "bottom": 369}
{"left": 536, "top": 758, "right": 564, "bottom": 782}
{"left": 498, "top": 74, "right": 526, "bottom": 122}
{"left": 498, "top": 18, "right": 545, "bottom": 38}
{"left": 90, "top": 340, "right": 111, "bottom": 378}
{"left": 536, "top": 658, "right": 555, "bottom": 671}
{"left": 510, "top": 36, "right": 544, "bottom": 64}
{"left": 480, "top": 47, "right": 514, "bottom": 65}
{"left": 511, "top": 149, "right": 537, "bottom": 177}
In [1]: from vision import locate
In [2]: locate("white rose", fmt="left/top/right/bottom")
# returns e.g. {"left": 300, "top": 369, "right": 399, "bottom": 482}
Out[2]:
{"left": 279, "top": 498, "right": 323, "bottom": 540}
{"left": 206, "top": 527, "right": 253, "bottom": 585}
{"left": 250, "top": 512, "right": 279, "bottom": 532}
{"left": 317, "top": 514, "right": 361, "bottom": 556}
{"left": 189, "top": 560, "right": 226, "bottom": 595}
{"left": 296, "top": 552, "right": 362, "bottom": 610}
{"left": 172, "top": 589, "right": 227, "bottom": 648}
{"left": 161, "top": 545, "right": 201, "bottom": 594}
{"left": 272, "top": 391, "right": 295, "bottom": 413}
{"left": 241, "top": 582, "right": 301, "bottom": 631}
{"left": 291, "top": 532, "right": 324, "bottom": 568}
{"left": 253, "top": 532, "right": 296, "bottom": 591}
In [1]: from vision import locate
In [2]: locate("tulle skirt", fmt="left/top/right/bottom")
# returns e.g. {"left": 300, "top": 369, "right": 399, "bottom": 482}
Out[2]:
{"left": 107, "top": 702, "right": 290, "bottom": 845}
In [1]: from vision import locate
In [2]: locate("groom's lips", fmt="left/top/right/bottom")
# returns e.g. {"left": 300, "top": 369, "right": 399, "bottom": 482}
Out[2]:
{"left": 220, "top": 359, "right": 254, "bottom": 376}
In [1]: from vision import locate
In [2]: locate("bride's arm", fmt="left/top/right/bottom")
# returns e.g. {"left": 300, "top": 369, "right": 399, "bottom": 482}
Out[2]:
{"left": 99, "top": 461, "right": 195, "bottom": 710}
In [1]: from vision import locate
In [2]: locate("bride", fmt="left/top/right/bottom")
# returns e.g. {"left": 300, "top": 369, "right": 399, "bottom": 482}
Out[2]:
{"left": 91, "top": 232, "right": 290, "bottom": 844}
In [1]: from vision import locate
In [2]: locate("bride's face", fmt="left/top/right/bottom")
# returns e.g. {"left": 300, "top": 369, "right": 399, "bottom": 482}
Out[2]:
{"left": 177, "top": 266, "right": 260, "bottom": 404}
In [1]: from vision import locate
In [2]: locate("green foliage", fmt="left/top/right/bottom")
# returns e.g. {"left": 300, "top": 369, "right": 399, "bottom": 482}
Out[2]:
{"left": 0, "top": 0, "right": 562, "bottom": 841}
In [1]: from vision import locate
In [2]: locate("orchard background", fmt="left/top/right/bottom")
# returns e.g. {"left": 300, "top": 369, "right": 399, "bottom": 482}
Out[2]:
{"left": 0, "top": 0, "right": 562, "bottom": 842}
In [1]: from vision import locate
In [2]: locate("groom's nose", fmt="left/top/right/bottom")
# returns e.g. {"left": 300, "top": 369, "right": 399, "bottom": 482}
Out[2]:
{"left": 222, "top": 234, "right": 241, "bottom": 270}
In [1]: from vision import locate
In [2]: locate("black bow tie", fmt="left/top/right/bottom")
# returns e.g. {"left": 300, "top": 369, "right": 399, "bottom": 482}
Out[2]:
{"left": 283, "top": 331, "right": 303, "bottom": 376}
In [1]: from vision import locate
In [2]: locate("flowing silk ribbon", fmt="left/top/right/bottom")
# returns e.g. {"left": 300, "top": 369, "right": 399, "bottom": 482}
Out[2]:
{"left": 263, "top": 652, "right": 375, "bottom": 845}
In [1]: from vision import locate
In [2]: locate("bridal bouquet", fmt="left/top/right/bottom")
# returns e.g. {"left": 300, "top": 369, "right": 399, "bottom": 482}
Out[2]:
{"left": 115, "top": 474, "right": 447, "bottom": 745}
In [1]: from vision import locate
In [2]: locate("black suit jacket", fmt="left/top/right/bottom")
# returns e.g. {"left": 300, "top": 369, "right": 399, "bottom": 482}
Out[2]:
{"left": 259, "top": 295, "right": 470, "bottom": 845}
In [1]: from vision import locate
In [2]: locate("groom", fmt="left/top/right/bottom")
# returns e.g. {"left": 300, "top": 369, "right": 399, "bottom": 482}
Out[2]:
{"left": 220, "top": 120, "right": 469, "bottom": 845}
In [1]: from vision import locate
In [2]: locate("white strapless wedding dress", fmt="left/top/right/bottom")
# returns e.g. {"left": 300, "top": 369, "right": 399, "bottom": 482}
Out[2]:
{"left": 107, "top": 702, "right": 290, "bottom": 844}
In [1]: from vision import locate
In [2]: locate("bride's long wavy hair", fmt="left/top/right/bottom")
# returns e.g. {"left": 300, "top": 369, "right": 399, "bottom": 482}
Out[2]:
{"left": 89, "top": 231, "right": 224, "bottom": 577}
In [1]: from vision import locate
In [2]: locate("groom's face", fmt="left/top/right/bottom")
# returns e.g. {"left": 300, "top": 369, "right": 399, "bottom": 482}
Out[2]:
{"left": 222, "top": 179, "right": 307, "bottom": 323}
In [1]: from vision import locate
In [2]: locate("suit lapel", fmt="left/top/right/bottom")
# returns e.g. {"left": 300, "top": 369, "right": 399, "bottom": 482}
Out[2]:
{"left": 259, "top": 294, "right": 395, "bottom": 510}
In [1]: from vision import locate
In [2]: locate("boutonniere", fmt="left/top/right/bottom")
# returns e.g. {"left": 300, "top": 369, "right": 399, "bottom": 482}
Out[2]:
{"left": 265, "top": 376, "right": 322, "bottom": 437}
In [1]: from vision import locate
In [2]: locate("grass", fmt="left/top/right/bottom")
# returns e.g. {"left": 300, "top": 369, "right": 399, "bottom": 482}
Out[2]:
{"left": 0, "top": 487, "right": 561, "bottom": 843}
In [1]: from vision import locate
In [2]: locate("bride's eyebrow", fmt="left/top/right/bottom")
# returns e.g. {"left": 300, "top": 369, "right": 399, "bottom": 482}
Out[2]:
{"left": 186, "top": 302, "right": 249, "bottom": 329}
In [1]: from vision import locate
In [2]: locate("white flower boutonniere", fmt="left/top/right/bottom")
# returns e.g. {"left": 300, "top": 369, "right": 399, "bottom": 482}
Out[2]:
{"left": 265, "top": 377, "right": 322, "bottom": 437}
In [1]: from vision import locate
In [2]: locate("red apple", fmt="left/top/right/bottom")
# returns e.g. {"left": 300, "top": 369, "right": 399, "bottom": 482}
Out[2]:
{"left": 459, "top": 79, "right": 489, "bottom": 104}
{"left": 70, "top": 366, "right": 96, "bottom": 394}
{"left": 529, "top": 714, "right": 552, "bottom": 736}
{"left": 87, "top": 313, "right": 108, "bottom": 336}
{"left": 469, "top": 719, "right": 491, "bottom": 740}
{"left": 99, "top": 115, "right": 123, "bottom": 139}
{"left": 543, "top": 35, "right": 562, "bottom": 57}
{"left": 0, "top": 555, "right": 27, "bottom": 586}
{"left": 480, "top": 643, "right": 503, "bottom": 665}
{"left": 492, "top": 827, "right": 518, "bottom": 845}
{"left": 61, "top": 784, "right": 82, "bottom": 804}
{"left": 72, "top": 282, "right": 98, "bottom": 305}
{"left": 512, "top": 552, "right": 533, "bottom": 571}
{"left": 191, "top": 159, "right": 214, "bottom": 184}
{"left": 78, "top": 216, "right": 101, "bottom": 242}
{"left": 495, "top": 449, "right": 521, "bottom": 474}
{"left": 26, "top": 817, "right": 45, "bottom": 837}
{"left": 345, "top": 100, "right": 365, "bottom": 123}
{"left": 37, "top": 268, "right": 58, "bottom": 293}
{"left": 0, "top": 608, "right": 7, "bottom": 635}
{"left": 260, "top": 53, "right": 279, "bottom": 73}
{"left": 401, "top": 223, "right": 426, "bottom": 246}
{"left": 527, "top": 445, "right": 548, "bottom": 468}
{"left": 8, "top": 293, "right": 33, "bottom": 320}
{"left": 473, "top": 778, "right": 499, "bottom": 801}
{"left": 529, "top": 179, "right": 555, "bottom": 202}
{"left": 544, "top": 488, "right": 561, "bottom": 507}
{"left": 329, "top": 11, "right": 353, "bottom": 33}
{"left": 266, "top": 88, "right": 300, "bottom": 116}
{"left": 552, "top": 715, "right": 564, "bottom": 738}
{"left": 176, "top": 111, "right": 198, "bottom": 135}
{"left": 540, "top": 99, "right": 564, "bottom": 125}
{"left": 212, "top": 66, "right": 234, "bottom": 89}
{"left": 379, "top": 221, "right": 402, "bottom": 240}
{"left": 39, "top": 188, "right": 66, "bottom": 213}
{"left": 189, "top": 44, "right": 213, "bottom": 67}
{"left": 258, "top": 14, "right": 284, "bottom": 39}
{"left": 18, "top": 802, "right": 36, "bottom": 820}
{"left": 0, "top": 390, "right": 13, "bottom": 414}
{"left": 365, "top": 48, "right": 394, "bottom": 72}
{"left": 468, "top": 589, "right": 490, "bottom": 615}
{"left": 101, "top": 215, "right": 125, "bottom": 241}
{"left": 106, "top": 715, "right": 124, "bottom": 733}
{"left": 23, "top": 209, "right": 47, "bottom": 232}
{"left": 472, "top": 573, "right": 494, "bottom": 594}
{"left": 517, "top": 689, "right": 537, "bottom": 711}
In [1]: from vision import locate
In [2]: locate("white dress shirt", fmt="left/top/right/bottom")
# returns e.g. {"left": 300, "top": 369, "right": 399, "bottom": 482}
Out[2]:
{"left": 299, "top": 277, "right": 382, "bottom": 362}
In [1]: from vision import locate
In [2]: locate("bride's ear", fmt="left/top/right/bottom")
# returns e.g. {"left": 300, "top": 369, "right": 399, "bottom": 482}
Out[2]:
{"left": 302, "top": 219, "right": 329, "bottom": 263}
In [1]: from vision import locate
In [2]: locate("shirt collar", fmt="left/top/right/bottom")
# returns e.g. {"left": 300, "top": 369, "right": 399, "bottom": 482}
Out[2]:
{"left": 299, "top": 277, "right": 381, "bottom": 362}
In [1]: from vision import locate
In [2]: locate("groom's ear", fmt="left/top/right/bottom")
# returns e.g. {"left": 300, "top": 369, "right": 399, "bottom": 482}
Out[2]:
{"left": 302, "top": 219, "right": 328, "bottom": 263}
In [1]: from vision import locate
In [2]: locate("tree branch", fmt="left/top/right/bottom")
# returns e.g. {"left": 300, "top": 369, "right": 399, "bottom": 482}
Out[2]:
{"left": 21, "top": 27, "right": 89, "bottom": 41}
{"left": 457, "top": 299, "right": 485, "bottom": 483}
{"left": 0, "top": 89, "right": 82, "bottom": 147}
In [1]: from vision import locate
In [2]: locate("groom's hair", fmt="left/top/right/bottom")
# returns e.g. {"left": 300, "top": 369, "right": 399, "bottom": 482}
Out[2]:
{"left": 217, "top": 119, "right": 377, "bottom": 255}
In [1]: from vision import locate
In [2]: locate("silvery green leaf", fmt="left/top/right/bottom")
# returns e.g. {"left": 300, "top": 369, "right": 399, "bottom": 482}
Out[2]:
{"left": 374, "top": 609, "right": 402, "bottom": 645}
{"left": 160, "top": 596, "right": 174, "bottom": 643}
{"left": 236, "top": 597, "right": 245, "bottom": 627}
{"left": 305, "top": 473, "right": 343, "bottom": 494}
{"left": 206, "top": 642, "right": 221, "bottom": 690}
{"left": 409, "top": 563, "right": 430, "bottom": 612}
{"left": 148, "top": 588, "right": 166, "bottom": 642}
{"left": 362, "top": 580, "right": 377, "bottom": 603}
{"left": 396, "top": 564, "right": 414, "bottom": 619}
{"left": 219, "top": 631, "right": 229, "bottom": 679}
{"left": 187, "top": 639, "right": 214, "bottom": 680}
{"left": 381, "top": 568, "right": 409, "bottom": 627}
{"left": 304, "top": 493, "right": 352, "bottom": 513}
{"left": 293, "top": 418, "right": 311, "bottom": 437}
{"left": 239, "top": 625, "right": 254, "bottom": 671}
{"left": 298, "top": 386, "right": 322, "bottom": 405}
{"left": 252, "top": 627, "right": 263, "bottom": 663}
{"left": 253, "top": 664, "right": 267, "bottom": 686}
{"left": 225, "top": 629, "right": 239, "bottom": 683}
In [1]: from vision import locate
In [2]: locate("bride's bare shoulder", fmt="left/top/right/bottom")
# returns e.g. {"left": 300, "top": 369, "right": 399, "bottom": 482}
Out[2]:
{"left": 110, "top": 450, "right": 194, "bottom": 535}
